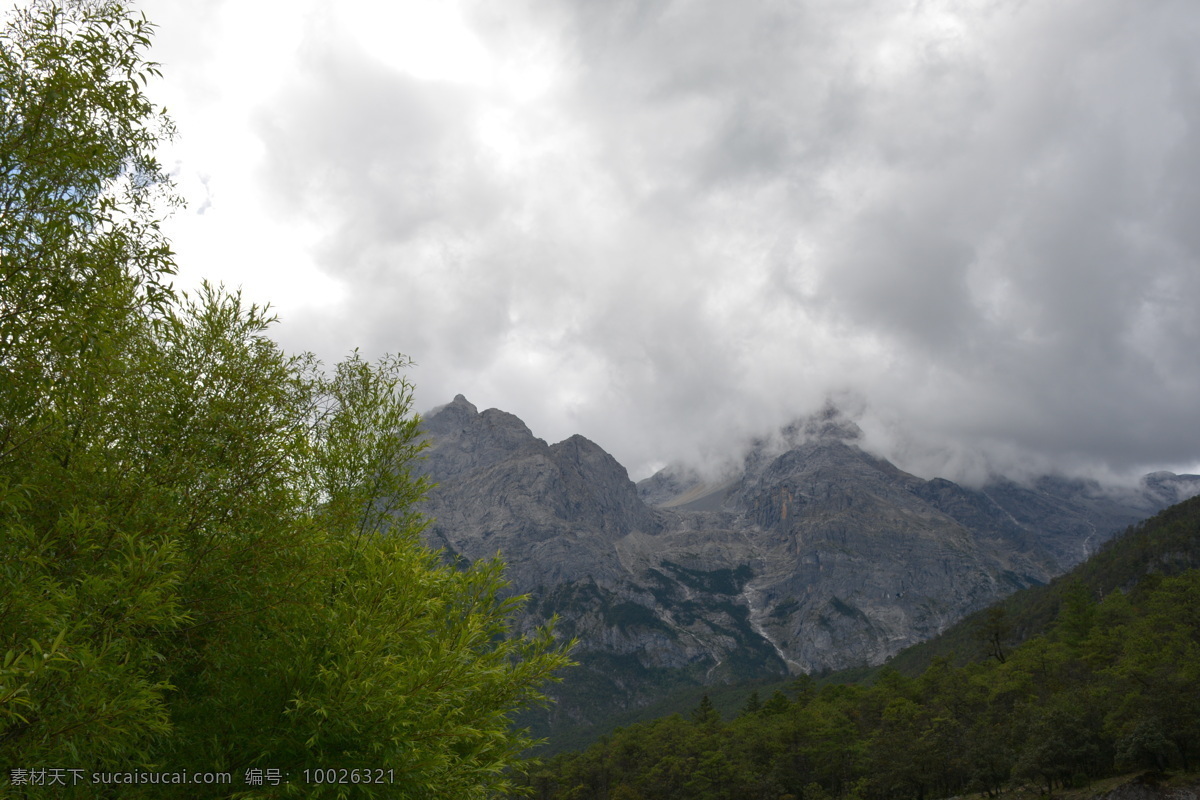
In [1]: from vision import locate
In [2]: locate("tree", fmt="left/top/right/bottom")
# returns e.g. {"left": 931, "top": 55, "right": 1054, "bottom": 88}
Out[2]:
{"left": 691, "top": 694, "right": 719, "bottom": 726}
{"left": 1114, "top": 718, "right": 1178, "bottom": 773}
{"left": 739, "top": 690, "right": 761, "bottom": 716}
{"left": 1113, "top": 571, "right": 1200, "bottom": 770}
{"left": 1, "top": 0, "right": 187, "bottom": 769}
{"left": 1, "top": 0, "right": 177, "bottom": 452}
{"left": 1012, "top": 694, "right": 1108, "bottom": 793}
{"left": 1056, "top": 581, "right": 1098, "bottom": 650}
{"left": 762, "top": 689, "right": 791, "bottom": 716}
{"left": 977, "top": 607, "right": 1012, "bottom": 664}
{"left": 0, "top": 3, "right": 571, "bottom": 796}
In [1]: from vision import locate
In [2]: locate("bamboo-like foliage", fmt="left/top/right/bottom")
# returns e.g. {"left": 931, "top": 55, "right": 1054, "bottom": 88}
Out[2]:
{"left": 0, "top": 4, "right": 572, "bottom": 797}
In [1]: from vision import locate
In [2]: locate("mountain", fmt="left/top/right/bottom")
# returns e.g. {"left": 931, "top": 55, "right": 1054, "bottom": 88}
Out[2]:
{"left": 514, "top": 496, "right": 1200, "bottom": 798}
{"left": 881, "top": 490, "right": 1200, "bottom": 677}
{"left": 412, "top": 395, "right": 1199, "bottom": 743}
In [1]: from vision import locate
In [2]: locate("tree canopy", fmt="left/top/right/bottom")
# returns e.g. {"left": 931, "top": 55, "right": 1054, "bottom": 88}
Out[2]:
{"left": 1, "top": 2, "right": 571, "bottom": 797}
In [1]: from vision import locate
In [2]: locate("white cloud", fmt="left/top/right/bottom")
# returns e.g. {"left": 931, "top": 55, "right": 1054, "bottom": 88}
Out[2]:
{"left": 136, "top": 0, "right": 1200, "bottom": 482}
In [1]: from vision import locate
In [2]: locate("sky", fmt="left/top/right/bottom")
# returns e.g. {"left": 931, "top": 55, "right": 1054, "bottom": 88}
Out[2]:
{"left": 132, "top": 0, "right": 1200, "bottom": 485}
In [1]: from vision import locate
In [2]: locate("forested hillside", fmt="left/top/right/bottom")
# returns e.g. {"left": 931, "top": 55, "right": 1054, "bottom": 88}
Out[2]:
{"left": 516, "top": 496, "right": 1200, "bottom": 799}
{"left": 0, "top": 3, "right": 569, "bottom": 797}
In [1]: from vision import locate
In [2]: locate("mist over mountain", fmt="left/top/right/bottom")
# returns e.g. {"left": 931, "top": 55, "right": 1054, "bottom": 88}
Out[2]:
{"left": 412, "top": 395, "right": 1199, "bottom": 741}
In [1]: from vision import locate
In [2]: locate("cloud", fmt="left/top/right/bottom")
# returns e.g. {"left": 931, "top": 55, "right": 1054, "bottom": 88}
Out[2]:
{"left": 141, "top": 0, "right": 1200, "bottom": 482}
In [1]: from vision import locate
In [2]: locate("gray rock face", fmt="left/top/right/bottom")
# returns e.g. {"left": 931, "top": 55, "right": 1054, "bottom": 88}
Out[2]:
{"left": 411, "top": 396, "right": 1199, "bottom": 736}
{"left": 417, "top": 395, "right": 656, "bottom": 591}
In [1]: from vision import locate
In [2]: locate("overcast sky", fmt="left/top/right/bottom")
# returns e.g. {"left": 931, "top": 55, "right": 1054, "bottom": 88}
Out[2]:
{"left": 134, "top": 0, "right": 1200, "bottom": 484}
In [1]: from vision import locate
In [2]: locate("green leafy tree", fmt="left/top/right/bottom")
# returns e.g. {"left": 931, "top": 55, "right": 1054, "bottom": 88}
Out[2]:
{"left": 868, "top": 697, "right": 930, "bottom": 800}
{"left": 1056, "top": 581, "right": 1098, "bottom": 650}
{"left": 1, "top": 0, "right": 186, "bottom": 769}
{"left": 1, "top": 0, "right": 177, "bottom": 447}
{"left": 1, "top": 3, "right": 571, "bottom": 797}
{"left": 1112, "top": 571, "right": 1200, "bottom": 770}
{"left": 1114, "top": 718, "right": 1178, "bottom": 773}
{"left": 1012, "top": 693, "right": 1108, "bottom": 793}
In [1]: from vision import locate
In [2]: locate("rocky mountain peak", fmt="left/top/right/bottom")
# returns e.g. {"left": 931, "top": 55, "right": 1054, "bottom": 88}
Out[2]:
{"left": 1142, "top": 471, "right": 1200, "bottom": 506}
{"left": 551, "top": 433, "right": 627, "bottom": 479}
{"left": 638, "top": 407, "right": 876, "bottom": 514}
{"left": 410, "top": 395, "right": 1199, "bottom": 745}
{"left": 746, "top": 404, "right": 864, "bottom": 473}
{"left": 787, "top": 402, "right": 864, "bottom": 444}
{"left": 548, "top": 434, "right": 656, "bottom": 536}
{"left": 420, "top": 396, "right": 542, "bottom": 479}
{"left": 427, "top": 393, "right": 478, "bottom": 426}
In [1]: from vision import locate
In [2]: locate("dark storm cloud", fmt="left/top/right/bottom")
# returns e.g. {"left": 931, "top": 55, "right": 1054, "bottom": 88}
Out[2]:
{"left": 256, "top": 0, "right": 1200, "bottom": 482}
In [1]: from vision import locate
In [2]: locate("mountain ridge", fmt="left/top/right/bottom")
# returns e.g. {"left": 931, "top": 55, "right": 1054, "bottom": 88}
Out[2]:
{"left": 411, "top": 395, "right": 1199, "bottom": 741}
